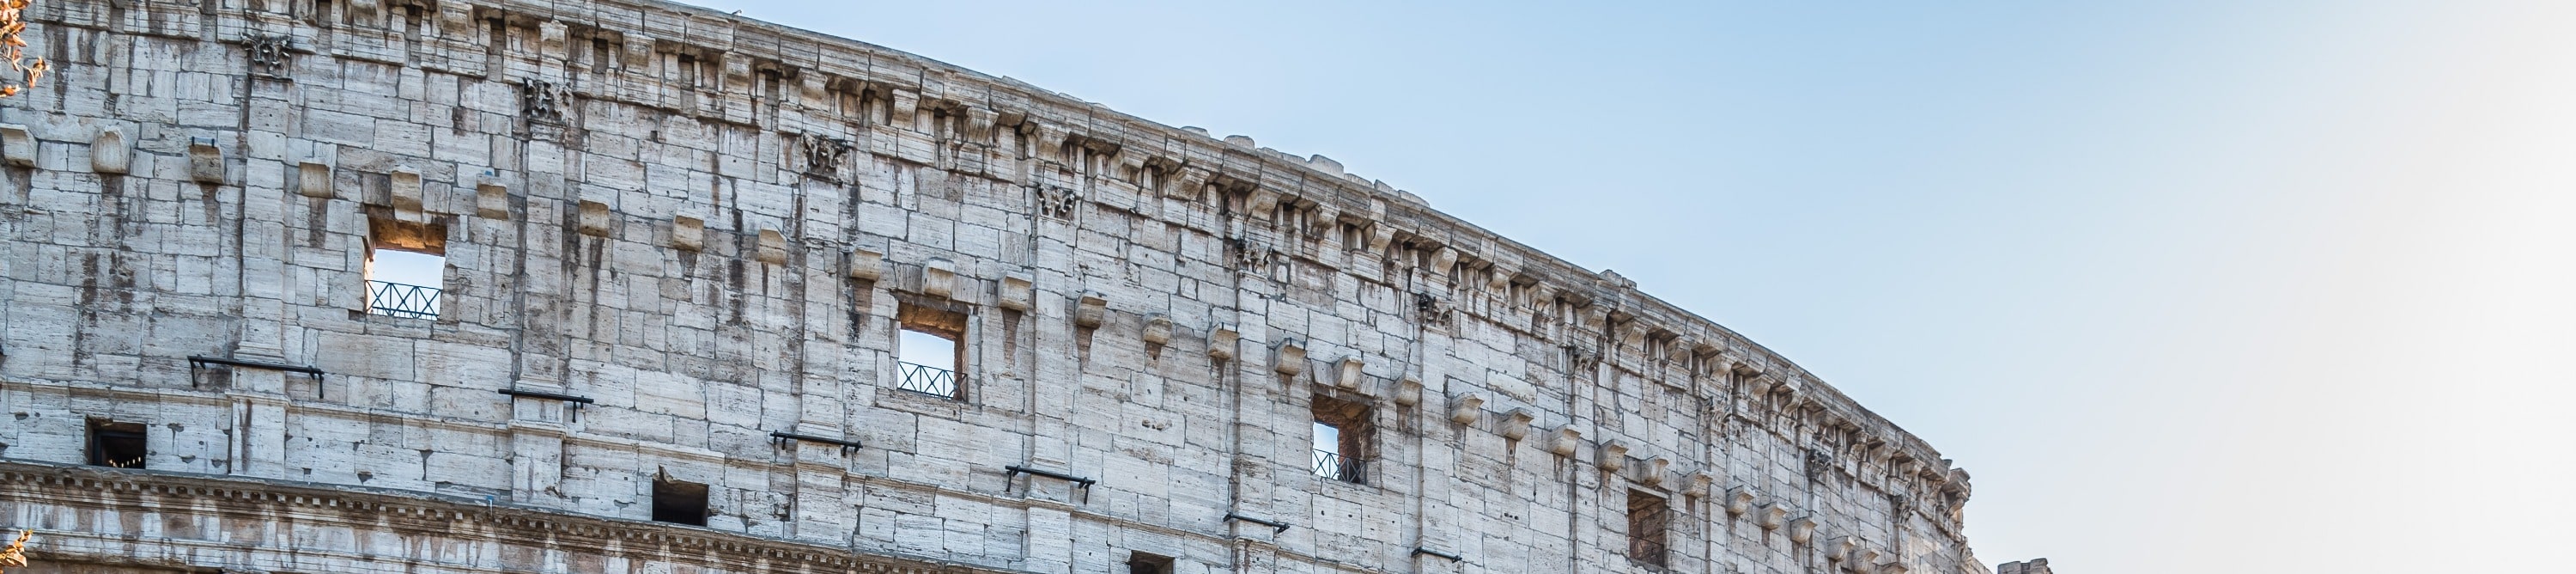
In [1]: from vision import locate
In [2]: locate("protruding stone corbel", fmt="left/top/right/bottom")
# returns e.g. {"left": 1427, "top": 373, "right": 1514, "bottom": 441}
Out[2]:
{"left": 756, "top": 229, "right": 788, "bottom": 265}
{"left": 389, "top": 166, "right": 423, "bottom": 211}
{"left": 1448, "top": 393, "right": 1485, "bottom": 424}
{"left": 671, "top": 217, "right": 705, "bottom": 251}
{"left": 964, "top": 107, "right": 997, "bottom": 143}
{"left": 998, "top": 273, "right": 1033, "bottom": 311}
{"left": 920, "top": 257, "right": 956, "bottom": 296}
{"left": 187, "top": 137, "right": 223, "bottom": 183}
{"left": 1724, "top": 487, "right": 1757, "bottom": 516}
{"left": 576, "top": 200, "right": 611, "bottom": 236}
{"left": 1247, "top": 188, "right": 1280, "bottom": 217}
{"left": 1334, "top": 357, "right": 1364, "bottom": 390}
{"left": 1074, "top": 291, "right": 1108, "bottom": 328}
{"left": 1430, "top": 247, "right": 1459, "bottom": 274}
{"left": 1393, "top": 376, "right": 1422, "bottom": 406}
{"left": 1756, "top": 504, "right": 1789, "bottom": 531}
{"left": 474, "top": 174, "right": 507, "bottom": 217}
{"left": 1365, "top": 224, "right": 1394, "bottom": 252}
{"left": 1207, "top": 323, "right": 1240, "bottom": 361}
{"left": 1500, "top": 408, "right": 1535, "bottom": 441}
{"left": 1486, "top": 266, "right": 1515, "bottom": 293}
{"left": 1142, "top": 314, "right": 1174, "bottom": 346}
{"left": 0, "top": 124, "right": 33, "bottom": 167}
{"left": 848, "top": 247, "right": 885, "bottom": 281}
{"left": 1597, "top": 441, "right": 1629, "bottom": 473}
{"left": 537, "top": 21, "right": 568, "bottom": 60}
{"left": 1828, "top": 537, "right": 1859, "bottom": 563}
{"left": 1685, "top": 473, "right": 1713, "bottom": 498}
{"left": 1848, "top": 548, "right": 1885, "bottom": 571}
{"left": 1272, "top": 338, "right": 1307, "bottom": 376}
{"left": 299, "top": 158, "right": 336, "bottom": 198}
{"left": 1788, "top": 516, "right": 1817, "bottom": 544}
{"left": 91, "top": 127, "right": 130, "bottom": 174}
{"left": 1640, "top": 456, "right": 1670, "bottom": 487}
{"left": 1546, "top": 426, "right": 1583, "bottom": 457}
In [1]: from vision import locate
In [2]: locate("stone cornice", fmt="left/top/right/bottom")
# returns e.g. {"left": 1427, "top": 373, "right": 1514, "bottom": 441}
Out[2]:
{"left": 0, "top": 461, "right": 1013, "bottom": 574}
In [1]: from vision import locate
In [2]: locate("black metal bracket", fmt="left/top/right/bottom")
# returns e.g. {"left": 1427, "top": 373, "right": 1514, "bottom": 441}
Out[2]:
{"left": 188, "top": 355, "right": 325, "bottom": 396}
{"left": 1005, "top": 465, "right": 1097, "bottom": 504}
{"left": 769, "top": 431, "right": 864, "bottom": 453}
{"left": 1412, "top": 547, "right": 1463, "bottom": 562}
{"left": 1224, "top": 513, "right": 1291, "bottom": 534}
{"left": 499, "top": 388, "right": 595, "bottom": 404}
{"left": 500, "top": 388, "right": 596, "bottom": 422}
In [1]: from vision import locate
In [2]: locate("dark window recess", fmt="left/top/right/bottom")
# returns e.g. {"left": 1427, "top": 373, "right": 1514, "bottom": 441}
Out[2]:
{"left": 87, "top": 419, "right": 147, "bottom": 469}
{"left": 651, "top": 479, "right": 709, "bottom": 526}
{"left": 1310, "top": 393, "right": 1373, "bottom": 485}
{"left": 1126, "top": 552, "right": 1176, "bottom": 574}
{"left": 895, "top": 301, "right": 968, "bottom": 400}
{"left": 1628, "top": 489, "right": 1670, "bottom": 568}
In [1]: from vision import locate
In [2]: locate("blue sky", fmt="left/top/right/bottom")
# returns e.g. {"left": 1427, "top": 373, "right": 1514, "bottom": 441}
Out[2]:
{"left": 660, "top": 2, "right": 2576, "bottom": 571}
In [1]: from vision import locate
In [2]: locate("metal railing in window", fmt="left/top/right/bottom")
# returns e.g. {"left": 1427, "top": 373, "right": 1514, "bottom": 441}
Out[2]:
{"left": 1311, "top": 449, "right": 1367, "bottom": 485}
{"left": 368, "top": 280, "right": 441, "bottom": 319}
{"left": 896, "top": 361, "right": 959, "bottom": 399}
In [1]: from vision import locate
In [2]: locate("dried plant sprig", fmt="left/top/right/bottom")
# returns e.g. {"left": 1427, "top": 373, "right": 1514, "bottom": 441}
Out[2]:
{"left": 0, "top": 0, "right": 48, "bottom": 98}
{"left": 0, "top": 529, "right": 33, "bottom": 573}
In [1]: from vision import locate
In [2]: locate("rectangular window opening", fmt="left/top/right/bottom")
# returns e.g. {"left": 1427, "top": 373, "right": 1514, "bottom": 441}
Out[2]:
{"left": 896, "top": 302, "right": 968, "bottom": 400}
{"left": 651, "top": 479, "right": 709, "bottom": 526}
{"left": 1309, "top": 393, "right": 1372, "bottom": 485}
{"left": 1628, "top": 489, "right": 1670, "bottom": 568}
{"left": 1125, "top": 552, "right": 1176, "bottom": 574}
{"left": 86, "top": 418, "right": 147, "bottom": 469}
{"left": 366, "top": 217, "right": 447, "bottom": 320}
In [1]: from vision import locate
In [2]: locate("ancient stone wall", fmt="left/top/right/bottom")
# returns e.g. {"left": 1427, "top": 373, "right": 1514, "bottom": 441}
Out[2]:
{"left": 0, "top": 1, "right": 1992, "bottom": 573}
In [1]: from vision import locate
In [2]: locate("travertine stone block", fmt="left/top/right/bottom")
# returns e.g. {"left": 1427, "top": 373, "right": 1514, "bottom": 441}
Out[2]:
{"left": 1501, "top": 408, "right": 1536, "bottom": 441}
{"left": 1392, "top": 376, "right": 1422, "bottom": 406}
{"left": 0, "top": 124, "right": 32, "bottom": 167}
{"left": 187, "top": 137, "right": 223, "bottom": 183}
{"left": 391, "top": 166, "right": 424, "bottom": 211}
{"left": 1447, "top": 393, "right": 1485, "bottom": 424}
{"left": 671, "top": 217, "right": 705, "bottom": 251}
{"left": 1757, "top": 504, "right": 1789, "bottom": 531}
{"left": 1334, "top": 357, "right": 1364, "bottom": 390}
{"left": 577, "top": 201, "right": 611, "bottom": 236}
{"left": 1597, "top": 441, "right": 1628, "bottom": 472}
{"left": 920, "top": 257, "right": 955, "bottom": 295}
{"left": 1547, "top": 426, "right": 1583, "bottom": 457}
{"left": 1273, "top": 338, "right": 1307, "bottom": 376}
{"left": 848, "top": 247, "right": 884, "bottom": 280}
{"left": 1073, "top": 291, "right": 1107, "bottom": 328}
{"left": 757, "top": 229, "right": 788, "bottom": 265}
{"left": 1141, "top": 314, "right": 1173, "bottom": 346}
{"left": 998, "top": 273, "right": 1033, "bottom": 310}
{"left": 1206, "top": 323, "right": 1239, "bottom": 360}
{"left": 1726, "top": 487, "right": 1758, "bottom": 516}
{"left": 300, "top": 159, "right": 335, "bottom": 198}
{"left": 91, "top": 126, "right": 130, "bottom": 174}
{"left": 475, "top": 177, "right": 508, "bottom": 218}
{"left": 1640, "top": 456, "right": 1669, "bottom": 486}
{"left": 1789, "top": 516, "right": 1818, "bottom": 544}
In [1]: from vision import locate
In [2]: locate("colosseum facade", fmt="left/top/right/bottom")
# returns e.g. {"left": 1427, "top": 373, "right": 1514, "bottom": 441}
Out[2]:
{"left": 0, "top": 2, "right": 2012, "bottom": 574}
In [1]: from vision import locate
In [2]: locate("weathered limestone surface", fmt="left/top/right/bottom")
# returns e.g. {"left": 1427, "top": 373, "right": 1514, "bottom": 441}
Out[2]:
{"left": 0, "top": 1, "right": 2010, "bottom": 573}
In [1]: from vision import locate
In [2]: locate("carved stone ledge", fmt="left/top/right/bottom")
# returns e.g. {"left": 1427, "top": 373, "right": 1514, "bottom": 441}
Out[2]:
{"left": 998, "top": 273, "right": 1034, "bottom": 311}
{"left": 1448, "top": 393, "right": 1485, "bottom": 424}
{"left": 91, "top": 127, "right": 130, "bottom": 174}
{"left": 1546, "top": 426, "right": 1583, "bottom": 457}
{"left": 1074, "top": 292, "right": 1108, "bottom": 329}
{"left": 187, "top": 137, "right": 223, "bottom": 184}
{"left": 0, "top": 124, "right": 32, "bottom": 167}
{"left": 1501, "top": 408, "right": 1535, "bottom": 442}
{"left": 1597, "top": 441, "right": 1629, "bottom": 473}
{"left": 299, "top": 158, "right": 334, "bottom": 198}
{"left": 920, "top": 257, "right": 956, "bottom": 296}
{"left": 1755, "top": 504, "right": 1789, "bottom": 531}
{"left": 1392, "top": 376, "right": 1422, "bottom": 406}
{"left": 1334, "top": 357, "right": 1364, "bottom": 390}
{"left": 756, "top": 229, "right": 788, "bottom": 265}
{"left": 1141, "top": 314, "right": 1173, "bottom": 346}
{"left": 1206, "top": 323, "right": 1239, "bottom": 361}
{"left": 1272, "top": 338, "right": 1307, "bottom": 376}
{"left": 576, "top": 200, "right": 611, "bottom": 236}
{"left": 848, "top": 247, "right": 885, "bottom": 281}
{"left": 671, "top": 217, "right": 704, "bottom": 251}
{"left": 1724, "top": 486, "right": 1756, "bottom": 516}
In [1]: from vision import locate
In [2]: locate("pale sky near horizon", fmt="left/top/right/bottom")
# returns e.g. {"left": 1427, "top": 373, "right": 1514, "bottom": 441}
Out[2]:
{"left": 647, "top": 2, "right": 2574, "bottom": 571}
